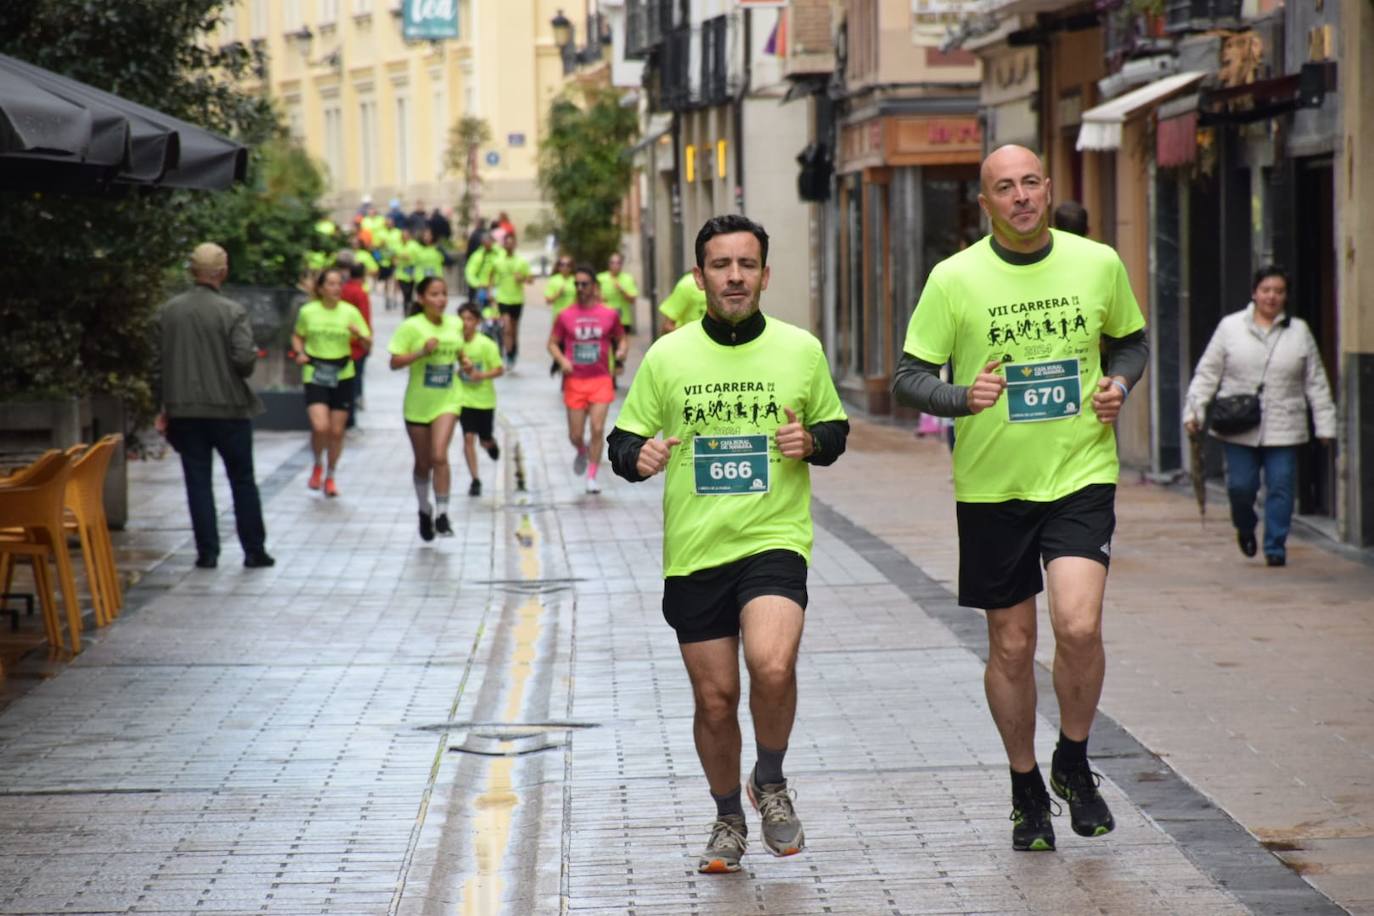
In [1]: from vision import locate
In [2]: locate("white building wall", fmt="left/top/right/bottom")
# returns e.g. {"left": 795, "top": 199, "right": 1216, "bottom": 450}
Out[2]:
{"left": 742, "top": 95, "right": 813, "bottom": 332}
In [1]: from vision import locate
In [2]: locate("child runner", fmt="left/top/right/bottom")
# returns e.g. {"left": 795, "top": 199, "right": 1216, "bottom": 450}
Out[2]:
{"left": 293, "top": 266, "right": 372, "bottom": 497}
{"left": 388, "top": 277, "right": 463, "bottom": 541}
{"left": 456, "top": 302, "right": 505, "bottom": 497}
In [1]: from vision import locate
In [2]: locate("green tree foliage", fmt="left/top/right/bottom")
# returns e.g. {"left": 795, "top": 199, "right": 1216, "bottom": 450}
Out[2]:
{"left": 206, "top": 138, "right": 328, "bottom": 288}
{"left": 537, "top": 87, "right": 638, "bottom": 266}
{"left": 0, "top": 0, "right": 277, "bottom": 417}
{"left": 443, "top": 115, "right": 494, "bottom": 231}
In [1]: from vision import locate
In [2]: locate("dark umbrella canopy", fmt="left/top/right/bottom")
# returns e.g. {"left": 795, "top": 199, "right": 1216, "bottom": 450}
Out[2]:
{"left": 0, "top": 52, "right": 246, "bottom": 193}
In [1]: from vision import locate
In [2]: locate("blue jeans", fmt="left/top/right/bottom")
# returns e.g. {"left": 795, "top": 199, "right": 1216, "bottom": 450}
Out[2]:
{"left": 1222, "top": 443, "right": 1297, "bottom": 559}
{"left": 166, "top": 418, "right": 267, "bottom": 561}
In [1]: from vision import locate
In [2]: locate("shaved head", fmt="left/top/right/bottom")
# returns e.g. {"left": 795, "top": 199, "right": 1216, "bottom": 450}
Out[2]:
{"left": 978, "top": 145, "right": 1053, "bottom": 253}
{"left": 980, "top": 145, "right": 1046, "bottom": 194}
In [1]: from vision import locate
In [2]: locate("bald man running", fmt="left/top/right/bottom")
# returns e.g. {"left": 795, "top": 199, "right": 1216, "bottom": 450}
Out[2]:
{"left": 893, "top": 145, "right": 1150, "bottom": 852}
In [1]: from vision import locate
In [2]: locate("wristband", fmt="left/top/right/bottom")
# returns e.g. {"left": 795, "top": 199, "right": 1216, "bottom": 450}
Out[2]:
{"left": 1111, "top": 379, "right": 1129, "bottom": 399}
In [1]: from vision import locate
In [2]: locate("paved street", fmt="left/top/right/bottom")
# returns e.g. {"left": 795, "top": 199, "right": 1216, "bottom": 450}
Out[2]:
{"left": 0, "top": 299, "right": 1369, "bottom": 915}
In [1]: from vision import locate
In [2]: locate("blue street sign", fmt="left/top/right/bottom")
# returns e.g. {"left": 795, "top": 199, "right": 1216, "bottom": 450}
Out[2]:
{"left": 485, "top": 151, "right": 501, "bottom": 166}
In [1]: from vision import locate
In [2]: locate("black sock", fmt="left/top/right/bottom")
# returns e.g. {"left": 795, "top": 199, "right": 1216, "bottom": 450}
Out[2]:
{"left": 754, "top": 742, "right": 787, "bottom": 787}
{"left": 712, "top": 786, "right": 744, "bottom": 820}
{"left": 1054, "top": 732, "right": 1089, "bottom": 772}
{"left": 1010, "top": 764, "right": 1046, "bottom": 798}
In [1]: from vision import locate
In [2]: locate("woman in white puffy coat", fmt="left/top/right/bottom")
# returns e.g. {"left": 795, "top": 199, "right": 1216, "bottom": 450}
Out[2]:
{"left": 1184, "top": 266, "right": 1337, "bottom": 567}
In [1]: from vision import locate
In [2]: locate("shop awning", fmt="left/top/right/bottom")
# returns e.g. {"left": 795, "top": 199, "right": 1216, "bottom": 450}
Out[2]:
{"left": 0, "top": 52, "right": 247, "bottom": 194}
{"left": 1076, "top": 71, "right": 1206, "bottom": 151}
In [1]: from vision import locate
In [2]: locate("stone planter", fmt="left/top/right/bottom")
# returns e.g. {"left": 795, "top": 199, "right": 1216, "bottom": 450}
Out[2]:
{"left": 0, "top": 395, "right": 128, "bottom": 529}
{"left": 221, "top": 285, "right": 310, "bottom": 431}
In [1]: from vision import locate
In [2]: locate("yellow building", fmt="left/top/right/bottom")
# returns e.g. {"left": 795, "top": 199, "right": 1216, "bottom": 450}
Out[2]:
{"left": 221, "top": 0, "right": 573, "bottom": 232}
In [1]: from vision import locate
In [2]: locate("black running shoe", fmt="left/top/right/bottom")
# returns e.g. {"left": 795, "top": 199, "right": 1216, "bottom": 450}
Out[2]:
{"left": 485, "top": 440, "right": 500, "bottom": 461}
{"left": 243, "top": 551, "right": 275, "bottom": 568}
{"left": 418, "top": 511, "right": 435, "bottom": 542}
{"left": 1050, "top": 759, "right": 1115, "bottom": 838}
{"left": 435, "top": 513, "right": 454, "bottom": 537}
{"left": 1010, "top": 789, "right": 1058, "bottom": 851}
{"left": 469, "top": 479, "right": 482, "bottom": 497}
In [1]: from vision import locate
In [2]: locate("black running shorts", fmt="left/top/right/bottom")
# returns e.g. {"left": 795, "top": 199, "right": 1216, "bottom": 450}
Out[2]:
{"left": 662, "top": 549, "right": 808, "bottom": 644}
{"left": 497, "top": 302, "right": 524, "bottom": 321}
{"left": 459, "top": 407, "right": 495, "bottom": 439}
{"left": 304, "top": 377, "right": 355, "bottom": 413}
{"left": 955, "top": 483, "right": 1116, "bottom": 610}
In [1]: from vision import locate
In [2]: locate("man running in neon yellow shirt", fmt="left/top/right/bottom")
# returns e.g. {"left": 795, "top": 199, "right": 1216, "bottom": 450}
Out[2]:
{"left": 543, "top": 255, "right": 576, "bottom": 317}
{"left": 597, "top": 252, "right": 639, "bottom": 334}
{"left": 657, "top": 270, "right": 708, "bottom": 334}
{"left": 492, "top": 233, "right": 533, "bottom": 368}
{"left": 608, "top": 215, "right": 849, "bottom": 874}
{"left": 893, "top": 144, "right": 1149, "bottom": 853}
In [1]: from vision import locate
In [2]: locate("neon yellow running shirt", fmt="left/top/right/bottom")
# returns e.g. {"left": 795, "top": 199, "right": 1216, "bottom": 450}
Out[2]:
{"left": 597, "top": 270, "right": 639, "bottom": 325}
{"left": 902, "top": 229, "right": 1145, "bottom": 503}
{"left": 294, "top": 300, "right": 369, "bottom": 383}
{"left": 387, "top": 313, "right": 464, "bottom": 423}
{"left": 457, "top": 331, "right": 503, "bottom": 410}
{"left": 614, "top": 317, "right": 847, "bottom": 577}
{"left": 658, "top": 271, "right": 707, "bottom": 327}
{"left": 543, "top": 274, "right": 576, "bottom": 315}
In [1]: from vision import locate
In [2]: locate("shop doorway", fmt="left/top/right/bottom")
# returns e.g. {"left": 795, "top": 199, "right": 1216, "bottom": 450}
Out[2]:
{"left": 1292, "top": 156, "right": 1338, "bottom": 518}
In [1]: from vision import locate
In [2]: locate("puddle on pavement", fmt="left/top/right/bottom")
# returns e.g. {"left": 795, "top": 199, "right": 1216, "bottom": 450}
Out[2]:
{"left": 460, "top": 502, "right": 545, "bottom": 914}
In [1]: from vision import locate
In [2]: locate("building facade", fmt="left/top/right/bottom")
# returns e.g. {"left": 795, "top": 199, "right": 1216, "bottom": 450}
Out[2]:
{"left": 223, "top": 0, "right": 570, "bottom": 231}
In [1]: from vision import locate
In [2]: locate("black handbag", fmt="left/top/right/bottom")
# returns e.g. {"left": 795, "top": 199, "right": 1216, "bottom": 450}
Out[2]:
{"left": 1209, "top": 325, "right": 1283, "bottom": 435}
{"left": 1210, "top": 393, "right": 1262, "bottom": 434}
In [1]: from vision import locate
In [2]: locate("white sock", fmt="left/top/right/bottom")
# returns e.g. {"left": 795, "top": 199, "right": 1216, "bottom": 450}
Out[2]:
{"left": 435, "top": 495, "right": 450, "bottom": 515}
{"left": 413, "top": 474, "right": 432, "bottom": 513}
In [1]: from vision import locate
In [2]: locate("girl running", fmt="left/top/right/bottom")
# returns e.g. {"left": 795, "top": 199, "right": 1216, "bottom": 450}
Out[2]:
{"left": 293, "top": 266, "right": 372, "bottom": 497}
{"left": 456, "top": 301, "right": 505, "bottom": 497}
{"left": 388, "top": 277, "right": 463, "bottom": 541}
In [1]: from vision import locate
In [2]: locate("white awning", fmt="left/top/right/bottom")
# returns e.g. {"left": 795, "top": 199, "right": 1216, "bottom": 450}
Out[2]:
{"left": 1076, "top": 71, "right": 1206, "bottom": 151}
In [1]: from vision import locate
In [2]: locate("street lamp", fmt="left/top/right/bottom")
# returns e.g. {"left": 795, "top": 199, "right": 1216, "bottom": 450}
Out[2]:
{"left": 551, "top": 10, "right": 573, "bottom": 48}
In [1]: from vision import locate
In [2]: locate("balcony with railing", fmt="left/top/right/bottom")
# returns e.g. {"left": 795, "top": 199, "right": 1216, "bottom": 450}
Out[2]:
{"left": 699, "top": 16, "right": 729, "bottom": 106}
{"left": 626, "top": 0, "right": 675, "bottom": 58}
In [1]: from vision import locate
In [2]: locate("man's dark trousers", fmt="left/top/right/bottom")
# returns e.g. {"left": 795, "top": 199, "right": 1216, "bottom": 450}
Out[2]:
{"left": 167, "top": 418, "right": 266, "bottom": 561}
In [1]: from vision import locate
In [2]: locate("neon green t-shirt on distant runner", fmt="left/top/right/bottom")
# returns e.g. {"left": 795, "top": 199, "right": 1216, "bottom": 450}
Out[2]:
{"left": 464, "top": 246, "right": 499, "bottom": 290}
{"left": 493, "top": 251, "right": 531, "bottom": 305}
{"left": 413, "top": 243, "right": 444, "bottom": 280}
{"left": 387, "top": 313, "right": 464, "bottom": 423}
{"left": 597, "top": 270, "right": 639, "bottom": 325}
{"left": 395, "top": 239, "right": 423, "bottom": 282}
{"left": 543, "top": 273, "right": 576, "bottom": 315}
{"left": 613, "top": 317, "right": 848, "bottom": 577}
{"left": 457, "top": 331, "right": 504, "bottom": 410}
{"left": 658, "top": 271, "right": 707, "bottom": 327}
{"left": 902, "top": 229, "right": 1146, "bottom": 504}
{"left": 294, "top": 300, "right": 370, "bottom": 384}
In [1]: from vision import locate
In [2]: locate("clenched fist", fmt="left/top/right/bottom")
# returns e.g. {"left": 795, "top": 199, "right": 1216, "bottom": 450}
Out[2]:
{"left": 636, "top": 436, "right": 682, "bottom": 478}
{"left": 966, "top": 360, "right": 1006, "bottom": 414}
{"left": 774, "top": 407, "right": 813, "bottom": 459}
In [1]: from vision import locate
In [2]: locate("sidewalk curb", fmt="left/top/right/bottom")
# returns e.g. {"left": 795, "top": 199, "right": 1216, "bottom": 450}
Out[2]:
{"left": 811, "top": 497, "right": 1347, "bottom": 916}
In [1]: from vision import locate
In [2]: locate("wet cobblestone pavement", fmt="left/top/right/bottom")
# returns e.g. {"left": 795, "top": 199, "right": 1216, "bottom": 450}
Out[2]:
{"left": 0, "top": 300, "right": 1366, "bottom": 914}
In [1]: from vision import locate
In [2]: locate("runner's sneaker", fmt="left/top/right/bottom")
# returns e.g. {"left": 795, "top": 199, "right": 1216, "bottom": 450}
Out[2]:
{"left": 485, "top": 441, "right": 500, "bottom": 461}
{"left": 585, "top": 476, "right": 602, "bottom": 494}
{"left": 1010, "top": 788, "right": 1059, "bottom": 851}
{"left": 435, "top": 514, "right": 454, "bottom": 537}
{"left": 418, "top": 511, "right": 434, "bottom": 542}
{"left": 469, "top": 479, "right": 482, "bottom": 497}
{"left": 572, "top": 447, "right": 587, "bottom": 476}
{"left": 747, "top": 768, "right": 805, "bottom": 857}
{"left": 324, "top": 478, "right": 339, "bottom": 498}
{"left": 1050, "top": 758, "right": 1115, "bottom": 838}
{"left": 307, "top": 465, "right": 323, "bottom": 490}
{"left": 697, "top": 815, "right": 747, "bottom": 874}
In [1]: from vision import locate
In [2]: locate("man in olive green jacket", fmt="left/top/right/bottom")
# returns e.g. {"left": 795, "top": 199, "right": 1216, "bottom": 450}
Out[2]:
{"left": 154, "top": 243, "right": 274, "bottom": 570}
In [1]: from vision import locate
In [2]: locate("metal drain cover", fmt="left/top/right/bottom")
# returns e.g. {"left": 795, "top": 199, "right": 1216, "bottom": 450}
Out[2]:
{"left": 445, "top": 722, "right": 596, "bottom": 757}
